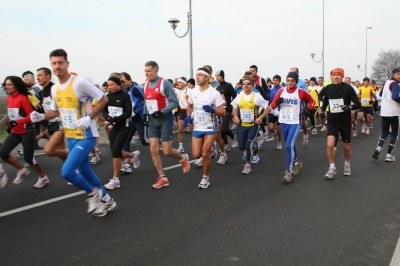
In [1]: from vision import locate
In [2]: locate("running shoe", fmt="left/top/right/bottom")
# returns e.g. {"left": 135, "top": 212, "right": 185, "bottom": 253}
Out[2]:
{"left": 23, "top": 162, "right": 30, "bottom": 168}
{"left": 231, "top": 135, "right": 238, "bottom": 148}
{"left": 325, "top": 167, "right": 336, "bottom": 179}
{"left": 180, "top": 154, "right": 190, "bottom": 173}
{"left": 13, "top": 167, "right": 30, "bottom": 184}
{"left": 370, "top": 124, "right": 373, "bottom": 129}
{"left": 303, "top": 135, "right": 308, "bottom": 146}
{"left": 251, "top": 155, "right": 260, "bottom": 164}
{"left": 177, "top": 146, "right": 185, "bottom": 153}
{"left": 131, "top": 138, "right": 137, "bottom": 145}
{"left": 372, "top": 147, "right": 381, "bottom": 160}
{"left": 67, "top": 182, "right": 73, "bottom": 186}
{"left": 104, "top": 178, "right": 120, "bottom": 190}
{"left": 242, "top": 164, "right": 252, "bottom": 175}
{"left": 265, "top": 133, "right": 270, "bottom": 143}
{"left": 17, "top": 149, "right": 24, "bottom": 156}
{"left": 33, "top": 175, "right": 49, "bottom": 188}
{"left": 224, "top": 145, "right": 230, "bottom": 152}
{"left": 385, "top": 154, "right": 396, "bottom": 162}
{"left": 0, "top": 163, "right": 8, "bottom": 189}
{"left": 121, "top": 163, "right": 133, "bottom": 173}
{"left": 210, "top": 142, "right": 217, "bottom": 159}
{"left": 320, "top": 125, "right": 327, "bottom": 132}
{"left": 277, "top": 142, "right": 282, "bottom": 150}
{"left": 361, "top": 124, "right": 366, "bottom": 134}
{"left": 152, "top": 177, "right": 169, "bottom": 189}
{"left": 282, "top": 171, "right": 292, "bottom": 183}
{"left": 217, "top": 153, "right": 227, "bottom": 165}
{"left": 93, "top": 198, "right": 117, "bottom": 217}
{"left": 365, "top": 128, "right": 370, "bottom": 135}
{"left": 242, "top": 151, "right": 247, "bottom": 161}
{"left": 198, "top": 176, "right": 210, "bottom": 189}
{"left": 86, "top": 187, "right": 103, "bottom": 214}
{"left": 105, "top": 140, "right": 110, "bottom": 146}
{"left": 194, "top": 157, "right": 203, "bottom": 166}
{"left": 42, "top": 130, "right": 49, "bottom": 140}
{"left": 90, "top": 154, "right": 100, "bottom": 165}
{"left": 291, "top": 161, "right": 303, "bottom": 176}
{"left": 257, "top": 136, "right": 263, "bottom": 148}
{"left": 344, "top": 163, "right": 351, "bottom": 176}
{"left": 131, "top": 151, "right": 141, "bottom": 169}
{"left": 312, "top": 128, "right": 317, "bottom": 135}
{"left": 352, "top": 127, "right": 357, "bottom": 138}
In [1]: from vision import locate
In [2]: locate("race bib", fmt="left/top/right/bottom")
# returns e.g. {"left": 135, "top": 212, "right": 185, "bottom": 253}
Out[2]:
{"left": 382, "top": 92, "right": 390, "bottom": 102}
{"left": 240, "top": 109, "right": 254, "bottom": 123}
{"left": 179, "top": 99, "right": 188, "bottom": 109}
{"left": 279, "top": 109, "right": 294, "bottom": 123}
{"left": 329, "top": 99, "right": 344, "bottom": 113}
{"left": 7, "top": 108, "right": 21, "bottom": 121}
{"left": 194, "top": 103, "right": 212, "bottom": 130}
{"left": 146, "top": 100, "right": 158, "bottom": 114}
{"left": 108, "top": 106, "right": 123, "bottom": 118}
{"left": 59, "top": 108, "right": 78, "bottom": 129}
{"left": 361, "top": 98, "right": 370, "bottom": 105}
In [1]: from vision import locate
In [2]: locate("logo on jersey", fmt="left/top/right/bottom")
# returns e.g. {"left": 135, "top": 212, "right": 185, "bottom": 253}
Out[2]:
{"left": 283, "top": 99, "right": 298, "bottom": 105}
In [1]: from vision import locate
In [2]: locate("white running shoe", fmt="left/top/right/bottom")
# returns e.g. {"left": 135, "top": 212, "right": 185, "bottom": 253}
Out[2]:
{"left": 385, "top": 154, "right": 396, "bottom": 162}
{"left": 365, "top": 128, "right": 370, "bottom": 135}
{"left": 194, "top": 157, "right": 203, "bottom": 166}
{"left": 217, "top": 153, "right": 227, "bottom": 165}
{"left": 67, "top": 182, "right": 73, "bottom": 186}
{"left": 131, "top": 151, "right": 141, "bottom": 169}
{"left": 352, "top": 127, "right": 357, "bottom": 138}
{"left": 0, "top": 163, "right": 8, "bottom": 189}
{"left": 257, "top": 136, "right": 263, "bottom": 148}
{"left": 33, "top": 175, "right": 49, "bottom": 189}
{"left": 265, "top": 133, "right": 270, "bottom": 143}
{"left": 131, "top": 138, "right": 137, "bottom": 145}
{"left": 120, "top": 163, "right": 132, "bottom": 173}
{"left": 90, "top": 154, "right": 100, "bottom": 165}
{"left": 13, "top": 167, "right": 30, "bottom": 184}
{"left": 242, "top": 164, "right": 252, "bottom": 175}
{"left": 344, "top": 163, "right": 351, "bottom": 176}
{"left": 104, "top": 178, "right": 120, "bottom": 190}
{"left": 282, "top": 171, "right": 292, "bottom": 183}
{"left": 231, "top": 135, "right": 238, "bottom": 148}
{"left": 251, "top": 155, "right": 260, "bottom": 164}
{"left": 361, "top": 124, "right": 366, "bottom": 134}
{"left": 277, "top": 142, "right": 282, "bottom": 150}
{"left": 303, "top": 135, "right": 308, "bottom": 146}
{"left": 177, "top": 146, "right": 185, "bottom": 153}
{"left": 105, "top": 140, "right": 110, "bottom": 146}
{"left": 224, "top": 145, "right": 230, "bottom": 152}
{"left": 17, "top": 149, "right": 24, "bottom": 156}
{"left": 320, "top": 125, "right": 327, "bottom": 132}
{"left": 325, "top": 167, "right": 337, "bottom": 179}
{"left": 93, "top": 198, "right": 117, "bottom": 217}
{"left": 210, "top": 143, "right": 217, "bottom": 159}
{"left": 198, "top": 176, "right": 210, "bottom": 189}
{"left": 312, "top": 128, "right": 317, "bottom": 135}
{"left": 86, "top": 187, "right": 103, "bottom": 214}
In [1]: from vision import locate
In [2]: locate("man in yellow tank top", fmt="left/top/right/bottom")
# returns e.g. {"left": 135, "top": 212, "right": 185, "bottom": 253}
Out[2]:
{"left": 358, "top": 77, "right": 376, "bottom": 135}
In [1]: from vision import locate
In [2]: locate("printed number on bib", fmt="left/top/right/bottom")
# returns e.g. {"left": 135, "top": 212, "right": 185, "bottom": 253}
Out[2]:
{"left": 59, "top": 108, "right": 78, "bottom": 129}
{"left": 240, "top": 110, "right": 254, "bottom": 123}
{"left": 382, "top": 92, "right": 390, "bottom": 102}
{"left": 108, "top": 106, "right": 123, "bottom": 118}
{"left": 179, "top": 99, "right": 188, "bottom": 109}
{"left": 279, "top": 109, "right": 294, "bottom": 123}
{"left": 194, "top": 111, "right": 212, "bottom": 129}
{"left": 361, "top": 98, "right": 370, "bottom": 105}
{"left": 329, "top": 99, "right": 344, "bottom": 113}
{"left": 7, "top": 108, "right": 21, "bottom": 121}
{"left": 146, "top": 100, "right": 158, "bottom": 114}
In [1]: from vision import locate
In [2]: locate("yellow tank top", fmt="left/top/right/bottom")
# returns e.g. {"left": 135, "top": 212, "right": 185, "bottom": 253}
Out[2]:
{"left": 359, "top": 86, "right": 375, "bottom": 107}
{"left": 309, "top": 88, "right": 319, "bottom": 107}
{"left": 56, "top": 76, "right": 86, "bottom": 139}
{"left": 238, "top": 92, "right": 259, "bottom": 127}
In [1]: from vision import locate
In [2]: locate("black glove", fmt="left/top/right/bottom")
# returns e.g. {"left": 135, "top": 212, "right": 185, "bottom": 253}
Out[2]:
{"left": 106, "top": 116, "right": 113, "bottom": 123}
{"left": 151, "top": 111, "right": 163, "bottom": 118}
{"left": 369, "top": 100, "right": 374, "bottom": 105}
{"left": 319, "top": 113, "right": 326, "bottom": 119}
{"left": 302, "top": 108, "right": 311, "bottom": 116}
{"left": 275, "top": 97, "right": 284, "bottom": 105}
{"left": 340, "top": 105, "right": 352, "bottom": 112}
{"left": 142, "top": 114, "right": 150, "bottom": 127}
{"left": 8, "top": 120, "right": 17, "bottom": 128}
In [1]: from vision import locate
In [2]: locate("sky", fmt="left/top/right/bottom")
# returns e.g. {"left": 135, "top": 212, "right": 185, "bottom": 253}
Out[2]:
{"left": 0, "top": 0, "right": 399, "bottom": 86}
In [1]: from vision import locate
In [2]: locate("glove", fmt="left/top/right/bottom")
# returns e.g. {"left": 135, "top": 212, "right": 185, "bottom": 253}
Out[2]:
{"left": 275, "top": 97, "right": 284, "bottom": 105}
{"left": 8, "top": 120, "right": 17, "bottom": 128}
{"left": 271, "top": 109, "right": 280, "bottom": 117}
{"left": 132, "top": 111, "right": 136, "bottom": 117}
{"left": 151, "top": 110, "right": 163, "bottom": 118}
{"left": 30, "top": 111, "right": 45, "bottom": 123}
{"left": 202, "top": 105, "right": 215, "bottom": 113}
{"left": 183, "top": 116, "right": 192, "bottom": 128}
{"left": 302, "top": 108, "right": 311, "bottom": 116}
{"left": 369, "top": 100, "right": 374, "bottom": 105}
{"left": 142, "top": 114, "right": 150, "bottom": 127}
{"left": 106, "top": 115, "right": 113, "bottom": 123}
{"left": 340, "top": 105, "right": 352, "bottom": 112}
{"left": 319, "top": 113, "right": 326, "bottom": 119}
{"left": 75, "top": 116, "right": 92, "bottom": 130}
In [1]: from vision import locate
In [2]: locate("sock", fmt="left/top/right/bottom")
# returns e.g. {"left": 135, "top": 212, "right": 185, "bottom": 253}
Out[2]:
{"left": 102, "top": 193, "right": 111, "bottom": 203}
{"left": 304, "top": 134, "right": 308, "bottom": 138}
{"left": 113, "top": 177, "right": 119, "bottom": 180}
{"left": 161, "top": 175, "right": 168, "bottom": 180}
{"left": 40, "top": 174, "right": 46, "bottom": 178}
{"left": 179, "top": 143, "right": 183, "bottom": 147}
{"left": 345, "top": 161, "right": 350, "bottom": 165}
{"left": 330, "top": 163, "right": 335, "bottom": 169}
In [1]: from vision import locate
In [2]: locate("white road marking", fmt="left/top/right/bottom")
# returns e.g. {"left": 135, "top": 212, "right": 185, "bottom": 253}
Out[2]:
{"left": 390, "top": 237, "right": 400, "bottom": 266}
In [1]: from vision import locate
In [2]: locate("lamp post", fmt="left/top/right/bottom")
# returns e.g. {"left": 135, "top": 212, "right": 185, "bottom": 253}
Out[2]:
{"left": 357, "top": 27, "right": 373, "bottom": 77}
{"left": 309, "top": 0, "right": 324, "bottom": 78}
{"left": 168, "top": 0, "right": 193, "bottom": 78}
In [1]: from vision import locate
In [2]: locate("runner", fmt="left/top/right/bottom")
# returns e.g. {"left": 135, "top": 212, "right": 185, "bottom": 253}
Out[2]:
{"left": 372, "top": 67, "right": 400, "bottom": 162}
{"left": 231, "top": 75, "right": 270, "bottom": 174}
{"left": 358, "top": 77, "right": 376, "bottom": 135}
{"left": 271, "top": 72, "right": 314, "bottom": 183}
{"left": 268, "top": 75, "right": 283, "bottom": 149}
{"left": 187, "top": 78, "right": 195, "bottom": 89}
{"left": 176, "top": 77, "right": 189, "bottom": 153}
{"left": 142, "top": 61, "right": 190, "bottom": 189}
{"left": 184, "top": 67, "right": 225, "bottom": 188}
{"left": 30, "top": 49, "right": 116, "bottom": 217}
{"left": 344, "top": 76, "right": 360, "bottom": 137}
{"left": 0, "top": 76, "right": 49, "bottom": 189}
{"left": 320, "top": 68, "right": 360, "bottom": 179}
{"left": 308, "top": 77, "right": 319, "bottom": 135}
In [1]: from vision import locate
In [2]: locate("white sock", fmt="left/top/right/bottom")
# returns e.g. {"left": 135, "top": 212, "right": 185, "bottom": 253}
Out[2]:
{"left": 102, "top": 193, "right": 112, "bottom": 203}
{"left": 345, "top": 161, "right": 350, "bottom": 165}
{"left": 113, "top": 177, "right": 119, "bottom": 180}
{"left": 330, "top": 163, "right": 335, "bottom": 169}
{"left": 179, "top": 143, "right": 183, "bottom": 147}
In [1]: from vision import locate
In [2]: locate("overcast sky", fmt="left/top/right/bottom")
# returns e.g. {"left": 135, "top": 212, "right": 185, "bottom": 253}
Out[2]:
{"left": 1, "top": 0, "right": 399, "bottom": 86}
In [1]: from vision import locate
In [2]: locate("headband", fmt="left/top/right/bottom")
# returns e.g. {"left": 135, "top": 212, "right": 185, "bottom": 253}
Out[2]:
{"left": 196, "top": 70, "right": 210, "bottom": 77}
{"left": 108, "top": 77, "right": 121, "bottom": 86}
{"left": 392, "top": 68, "right": 400, "bottom": 75}
{"left": 178, "top": 78, "right": 187, "bottom": 84}
{"left": 332, "top": 68, "right": 344, "bottom": 77}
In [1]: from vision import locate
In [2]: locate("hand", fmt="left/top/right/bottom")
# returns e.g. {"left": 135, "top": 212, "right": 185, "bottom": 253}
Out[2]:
{"left": 302, "top": 108, "right": 311, "bottom": 116}
{"left": 271, "top": 109, "right": 280, "bottom": 117}
{"left": 232, "top": 115, "right": 240, "bottom": 124}
{"left": 8, "top": 120, "right": 17, "bottom": 128}
{"left": 183, "top": 116, "right": 192, "bottom": 128}
{"left": 30, "top": 111, "right": 45, "bottom": 123}
{"left": 106, "top": 116, "right": 113, "bottom": 123}
{"left": 275, "top": 97, "right": 284, "bottom": 105}
{"left": 319, "top": 112, "right": 326, "bottom": 119}
{"left": 75, "top": 116, "right": 92, "bottom": 130}
{"left": 255, "top": 117, "right": 263, "bottom": 124}
{"left": 202, "top": 105, "right": 215, "bottom": 113}
{"left": 151, "top": 110, "right": 163, "bottom": 118}
{"left": 340, "top": 105, "right": 352, "bottom": 112}
{"left": 108, "top": 124, "right": 114, "bottom": 130}
{"left": 142, "top": 114, "right": 150, "bottom": 127}
{"left": 369, "top": 100, "right": 374, "bottom": 105}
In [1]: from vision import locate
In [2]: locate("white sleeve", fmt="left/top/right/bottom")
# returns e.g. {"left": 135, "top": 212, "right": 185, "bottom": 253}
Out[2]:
{"left": 50, "top": 84, "right": 58, "bottom": 111}
{"left": 187, "top": 89, "right": 193, "bottom": 104}
{"left": 76, "top": 78, "right": 104, "bottom": 101}
{"left": 254, "top": 93, "right": 269, "bottom": 109}
{"left": 230, "top": 94, "right": 240, "bottom": 108}
{"left": 213, "top": 90, "right": 225, "bottom": 107}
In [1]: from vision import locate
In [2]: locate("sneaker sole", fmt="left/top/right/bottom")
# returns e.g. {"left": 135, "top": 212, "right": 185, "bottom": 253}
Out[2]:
{"left": 33, "top": 180, "right": 49, "bottom": 189}
{"left": 292, "top": 163, "right": 303, "bottom": 176}
{"left": 325, "top": 170, "right": 337, "bottom": 179}
{"left": 104, "top": 185, "right": 120, "bottom": 190}
{"left": 198, "top": 185, "right": 210, "bottom": 189}
{"left": 93, "top": 201, "right": 117, "bottom": 217}
{"left": 152, "top": 183, "right": 169, "bottom": 189}
{"left": 372, "top": 150, "right": 380, "bottom": 160}
{"left": 343, "top": 172, "right": 351, "bottom": 176}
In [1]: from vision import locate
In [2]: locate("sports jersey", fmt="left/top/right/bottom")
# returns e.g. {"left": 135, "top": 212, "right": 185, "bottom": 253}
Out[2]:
{"left": 6, "top": 92, "right": 34, "bottom": 134}
{"left": 143, "top": 76, "right": 178, "bottom": 115}
{"left": 358, "top": 86, "right": 376, "bottom": 107}
{"left": 380, "top": 78, "right": 400, "bottom": 117}
{"left": 308, "top": 86, "right": 319, "bottom": 107}
{"left": 177, "top": 88, "right": 189, "bottom": 110}
{"left": 103, "top": 89, "right": 132, "bottom": 129}
{"left": 231, "top": 91, "right": 269, "bottom": 127}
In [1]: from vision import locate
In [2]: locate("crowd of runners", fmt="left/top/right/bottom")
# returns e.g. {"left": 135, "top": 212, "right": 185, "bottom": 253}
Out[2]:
{"left": 0, "top": 48, "right": 399, "bottom": 217}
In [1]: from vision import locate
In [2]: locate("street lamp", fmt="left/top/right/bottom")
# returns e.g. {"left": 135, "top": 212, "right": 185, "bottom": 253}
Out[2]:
{"left": 309, "top": 0, "right": 324, "bottom": 78}
{"left": 357, "top": 27, "right": 373, "bottom": 77}
{"left": 167, "top": 0, "right": 193, "bottom": 78}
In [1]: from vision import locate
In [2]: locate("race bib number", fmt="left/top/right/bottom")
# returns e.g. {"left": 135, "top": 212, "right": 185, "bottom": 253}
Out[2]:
{"left": 179, "top": 99, "right": 188, "bottom": 109}
{"left": 382, "top": 91, "right": 390, "bottom": 102}
{"left": 146, "top": 100, "right": 158, "bottom": 114}
{"left": 329, "top": 99, "right": 344, "bottom": 113}
{"left": 108, "top": 106, "right": 123, "bottom": 118}
{"left": 279, "top": 109, "right": 294, "bottom": 123}
{"left": 361, "top": 98, "right": 369, "bottom": 105}
{"left": 7, "top": 108, "right": 21, "bottom": 121}
{"left": 240, "top": 109, "right": 254, "bottom": 123}
{"left": 59, "top": 108, "right": 78, "bottom": 129}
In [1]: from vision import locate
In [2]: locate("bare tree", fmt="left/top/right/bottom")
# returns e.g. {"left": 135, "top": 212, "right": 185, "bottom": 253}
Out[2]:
{"left": 371, "top": 49, "right": 400, "bottom": 84}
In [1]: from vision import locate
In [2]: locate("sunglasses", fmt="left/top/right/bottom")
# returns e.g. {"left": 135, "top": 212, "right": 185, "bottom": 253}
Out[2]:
{"left": 242, "top": 82, "right": 252, "bottom": 85}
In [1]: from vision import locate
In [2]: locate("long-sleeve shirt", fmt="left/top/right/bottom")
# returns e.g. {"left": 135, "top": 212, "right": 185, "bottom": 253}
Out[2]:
{"left": 271, "top": 87, "right": 314, "bottom": 110}
{"left": 6, "top": 92, "right": 34, "bottom": 134}
{"left": 102, "top": 89, "right": 132, "bottom": 129}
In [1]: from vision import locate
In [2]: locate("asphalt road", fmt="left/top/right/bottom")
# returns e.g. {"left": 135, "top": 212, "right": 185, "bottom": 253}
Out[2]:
{"left": 1, "top": 118, "right": 400, "bottom": 266}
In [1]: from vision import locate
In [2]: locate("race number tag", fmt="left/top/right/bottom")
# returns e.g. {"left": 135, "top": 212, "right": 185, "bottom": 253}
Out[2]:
{"left": 382, "top": 91, "right": 390, "bottom": 102}
{"left": 240, "top": 110, "right": 254, "bottom": 123}
{"left": 279, "top": 109, "right": 294, "bottom": 123}
{"left": 329, "top": 99, "right": 344, "bottom": 113}
{"left": 146, "top": 100, "right": 158, "bottom": 114}
{"left": 361, "top": 98, "right": 370, "bottom": 105}
{"left": 7, "top": 108, "right": 21, "bottom": 121}
{"left": 179, "top": 99, "right": 188, "bottom": 109}
{"left": 108, "top": 106, "right": 123, "bottom": 118}
{"left": 59, "top": 108, "right": 78, "bottom": 129}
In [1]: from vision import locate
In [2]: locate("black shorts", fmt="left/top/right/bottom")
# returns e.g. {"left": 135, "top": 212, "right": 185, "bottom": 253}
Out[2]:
{"left": 178, "top": 110, "right": 187, "bottom": 120}
{"left": 268, "top": 115, "right": 280, "bottom": 125}
{"left": 48, "top": 121, "right": 63, "bottom": 135}
{"left": 327, "top": 123, "right": 351, "bottom": 143}
{"left": 359, "top": 107, "right": 373, "bottom": 115}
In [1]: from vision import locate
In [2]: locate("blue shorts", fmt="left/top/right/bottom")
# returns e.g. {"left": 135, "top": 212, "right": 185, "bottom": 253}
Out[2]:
{"left": 193, "top": 129, "right": 218, "bottom": 138}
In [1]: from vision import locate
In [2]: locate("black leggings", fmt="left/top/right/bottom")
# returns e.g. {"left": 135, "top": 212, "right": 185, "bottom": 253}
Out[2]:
{"left": 378, "top": 116, "right": 399, "bottom": 154}
{"left": 109, "top": 127, "right": 130, "bottom": 158}
{"left": 221, "top": 113, "right": 234, "bottom": 145}
{"left": 0, "top": 131, "right": 36, "bottom": 165}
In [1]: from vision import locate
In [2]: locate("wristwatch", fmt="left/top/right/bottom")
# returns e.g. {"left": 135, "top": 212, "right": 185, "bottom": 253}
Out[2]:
{"left": 89, "top": 114, "right": 95, "bottom": 120}
{"left": 260, "top": 115, "right": 265, "bottom": 119}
